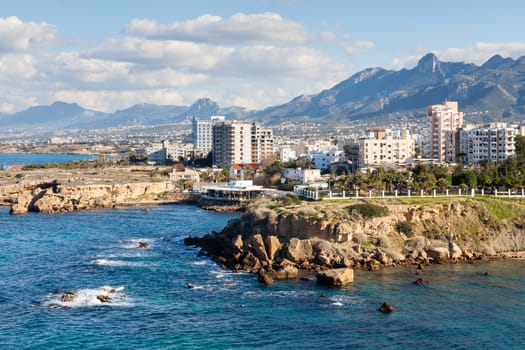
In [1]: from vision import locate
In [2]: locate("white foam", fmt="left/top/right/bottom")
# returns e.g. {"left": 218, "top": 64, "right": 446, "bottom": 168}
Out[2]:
{"left": 191, "top": 260, "right": 212, "bottom": 266}
{"left": 42, "top": 286, "right": 132, "bottom": 308}
{"left": 119, "top": 238, "right": 155, "bottom": 249}
{"left": 91, "top": 258, "right": 146, "bottom": 267}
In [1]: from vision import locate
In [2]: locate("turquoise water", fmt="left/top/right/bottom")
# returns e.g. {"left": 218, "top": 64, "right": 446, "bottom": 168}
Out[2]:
{"left": 0, "top": 153, "right": 95, "bottom": 167}
{"left": 0, "top": 205, "right": 524, "bottom": 349}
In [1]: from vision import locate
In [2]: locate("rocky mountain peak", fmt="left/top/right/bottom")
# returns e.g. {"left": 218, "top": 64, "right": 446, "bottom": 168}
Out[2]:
{"left": 416, "top": 53, "right": 443, "bottom": 74}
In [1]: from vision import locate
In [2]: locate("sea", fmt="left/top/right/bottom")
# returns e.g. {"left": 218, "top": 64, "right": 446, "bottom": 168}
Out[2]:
{"left": 0, "top": 205, "right": 524, "bottom": 350}
{"left": 1, "top": 153, "right": 524, "bottom": 349}
{"left": 0, "top": 153, "right": 95, "bottom": 168}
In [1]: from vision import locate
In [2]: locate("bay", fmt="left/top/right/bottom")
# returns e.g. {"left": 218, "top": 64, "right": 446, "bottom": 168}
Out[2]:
{"left": 0, "top": 205, "right": 523, "bottom": 349}
{"left": 0, "top": 153, "right": 95, "bottom": 167}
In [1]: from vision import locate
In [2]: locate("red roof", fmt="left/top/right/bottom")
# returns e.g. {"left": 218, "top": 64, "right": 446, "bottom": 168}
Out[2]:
{"left": 8, "top": 165, "right": 25, "bottom": 171}
{"left": 232, "top": 163, "right": 261, "bottom": 170}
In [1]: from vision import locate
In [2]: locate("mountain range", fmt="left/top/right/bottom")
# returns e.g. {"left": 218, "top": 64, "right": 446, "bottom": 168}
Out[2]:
{"left": 2, "top": 53, "right": 525, "bottom": 131}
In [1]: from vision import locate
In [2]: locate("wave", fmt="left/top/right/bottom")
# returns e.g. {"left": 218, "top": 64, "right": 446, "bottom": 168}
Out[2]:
{"left": 90, "top": 258, "right": 147, "bottom": 267}
{"left": 118, "top": 238, "right": 156, "bottom": 249}
{"left": 41, "top": 285, "right": 132, "bottom": 308}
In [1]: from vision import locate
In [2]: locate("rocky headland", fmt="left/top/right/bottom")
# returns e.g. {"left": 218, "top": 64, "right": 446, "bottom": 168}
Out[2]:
{"left": 1, "top": 166, "right": 195, "bottom": 214}
{"left": 185, "top": 196, "right": 525, "bottom": 285}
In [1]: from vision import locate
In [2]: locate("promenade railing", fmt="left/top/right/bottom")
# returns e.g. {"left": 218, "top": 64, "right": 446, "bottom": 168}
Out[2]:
{"left": 293, "top": 186, "right": 525, "bottom": 201}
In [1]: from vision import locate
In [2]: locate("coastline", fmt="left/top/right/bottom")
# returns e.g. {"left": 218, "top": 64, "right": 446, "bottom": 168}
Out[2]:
{"left": 185, "top": 197, "right": 525, "bottom": 284}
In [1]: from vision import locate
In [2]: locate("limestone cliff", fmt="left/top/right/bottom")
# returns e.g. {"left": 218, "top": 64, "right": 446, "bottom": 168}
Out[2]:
{"left": 10, "top": 181, "right": 174, "bottom": 214}
{"left": 186, "top": 197, "right": 525, "bottom": 277}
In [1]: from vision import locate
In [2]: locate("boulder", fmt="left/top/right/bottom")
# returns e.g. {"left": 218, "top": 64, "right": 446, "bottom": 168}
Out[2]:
{"left": 378, "top": 302, "right": 394, "bottom": 313}
{"left": 265, "top": 235, "right": 282, "bottom": 261}
{"left": 9, "top": 192, "right": 33, "bottom": 215}
{"left": 426, "top": 246, "right": 450, "bottom": 263}
{"left": 286, "top": 238, "right": 313, "bottom": 263}
{"left": 316, "top": 268, "right": 354, "bottom": 286}
{"left": 249, "top": 234, "right": 269, "bottom": 263}
{"left": 257, "top": 270, "right": 274, "bottom": 285}
{"left": 271, "top": 265, "right": 299, "bottom": 280}
{"left": 449, "top": 242, "right": 463, "bottom": 260}
{"left": 241, "top": 252, "right": 261, "bottom": 272}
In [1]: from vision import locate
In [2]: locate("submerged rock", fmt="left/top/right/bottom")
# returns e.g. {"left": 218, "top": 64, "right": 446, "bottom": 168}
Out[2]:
{"left": 136, "top": 242, "right": 149, "bottom": 249}
{"left": 378, "top": 302, "right": 395, "bottom": 313}
{"left": 97, "top": 295, "right": 112, "bottom": 303}
{"left": 413, "top": 278, "right": 429, "bottom": 285}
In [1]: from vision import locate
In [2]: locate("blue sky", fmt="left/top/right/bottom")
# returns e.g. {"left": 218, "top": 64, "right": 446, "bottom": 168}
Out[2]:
{"left": 1, "top": 0, "right": 525, "bottom": 113}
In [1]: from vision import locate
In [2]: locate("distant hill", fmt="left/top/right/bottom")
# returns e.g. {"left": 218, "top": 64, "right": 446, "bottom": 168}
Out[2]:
{"left": 2, "top": 53, "right": 525, "bottom": 131}
{"left": 255, "top": 53, "right": 525, "bottom": 124}
{"left": 0, "top": 98, "right": 253, "bottom": 130}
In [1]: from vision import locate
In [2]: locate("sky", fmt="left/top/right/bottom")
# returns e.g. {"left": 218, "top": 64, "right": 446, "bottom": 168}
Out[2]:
{"left": 1, "top": 0, "right": 525, "bottom": 114}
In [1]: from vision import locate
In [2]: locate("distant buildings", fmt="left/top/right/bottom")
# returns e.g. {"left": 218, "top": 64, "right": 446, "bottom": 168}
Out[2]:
{"left": 146, "top": 139, "right": 193, "bottom": 165}
{"left": 426, "top": 102, "right": 517, "bottom": 165}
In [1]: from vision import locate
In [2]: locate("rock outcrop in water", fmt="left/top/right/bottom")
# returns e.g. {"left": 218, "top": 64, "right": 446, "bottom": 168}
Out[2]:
{"left": 185, "top": 198, "right": 525, "bottom": 279}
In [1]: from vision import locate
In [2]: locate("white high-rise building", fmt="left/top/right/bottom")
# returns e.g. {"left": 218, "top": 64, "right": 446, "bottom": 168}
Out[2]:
{"left": 192, "top": 116, "right": 225, "bottom": 155}
{"left": 429, "top": 101, "right": 464, "bottom": 163}
{"left": 459, "top": 123, "right": 516, "bottom": 164}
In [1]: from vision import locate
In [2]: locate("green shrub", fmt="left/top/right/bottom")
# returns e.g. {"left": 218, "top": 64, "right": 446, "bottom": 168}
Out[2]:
{"left": 395, "top": 220, "right": 413, "bottom": 237}
{"left": 347, "top": 203, "right": 389, "bottom": 218}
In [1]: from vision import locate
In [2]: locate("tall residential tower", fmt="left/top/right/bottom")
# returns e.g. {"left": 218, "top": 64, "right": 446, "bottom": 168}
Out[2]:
{"left": 428, "top": 101, "right": 464, "bottom": 163}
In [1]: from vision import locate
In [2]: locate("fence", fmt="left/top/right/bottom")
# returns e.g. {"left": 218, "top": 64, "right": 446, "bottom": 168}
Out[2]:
{"left": 294, "top": 186, "right": 525, "bottom": 201}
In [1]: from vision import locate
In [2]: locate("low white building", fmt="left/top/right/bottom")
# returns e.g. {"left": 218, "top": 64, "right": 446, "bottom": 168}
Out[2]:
{"left": 278, "top": 145, "right": 297, "bottom": 163}
{"left": 307, "top": 150, "right": 346, "bottom": 170}
{"left": 282, "top": 168, "right": 322, "bottom": 184}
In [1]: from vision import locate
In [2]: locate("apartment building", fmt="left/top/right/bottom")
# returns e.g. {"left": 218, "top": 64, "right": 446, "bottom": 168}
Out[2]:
{"left": 458, "top": 123, "right": 516, "bottom": 164}
{"left": 212, "top": 121, "right": 275, "bottom": 167}
{"left": 192, "top": 116, "right": 225, "bottom": 155}
{"left": 251, "top": 122, "right": 275, "bottom": 164}
{"left": 429, "top": 101, "right": 464, "bottom": 163}
{"left": 357, "top": 128, "right": 415, "bottom": 168}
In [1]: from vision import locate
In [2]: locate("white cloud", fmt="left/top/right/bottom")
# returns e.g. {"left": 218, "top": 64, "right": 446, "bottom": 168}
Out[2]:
{"left": 320, "top": 31, "right": 337, "bottom": 43}
{"left": 0, "top": 54, "right": 37, "bottom": 80}
{"left": 0, "top": 16, "right": 56, "bottom": 52}
{"left": 49, "top": 52, "right": 209, "bottom": 90}
{"left": 124, "top": 12, "right": 310, "bottom": 45}
{"left": 438, "top": 42, "right": 525, "bottom": 64}
{"left": 389, "top": 42, "right": 525, "bottom": 70}
{"left": 345, "top": 40, "right": 376, "bottom": 55}
{"left": 222, "top": 45, "right": 344, "bottom": 79}
{"left": 91, "top": 37, "right": 233, "bottom": 70}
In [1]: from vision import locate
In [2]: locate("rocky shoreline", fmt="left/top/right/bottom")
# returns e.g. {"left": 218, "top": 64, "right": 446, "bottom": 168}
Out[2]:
{"left": 185, "top": 198, "right": 525, "bottom": 285}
